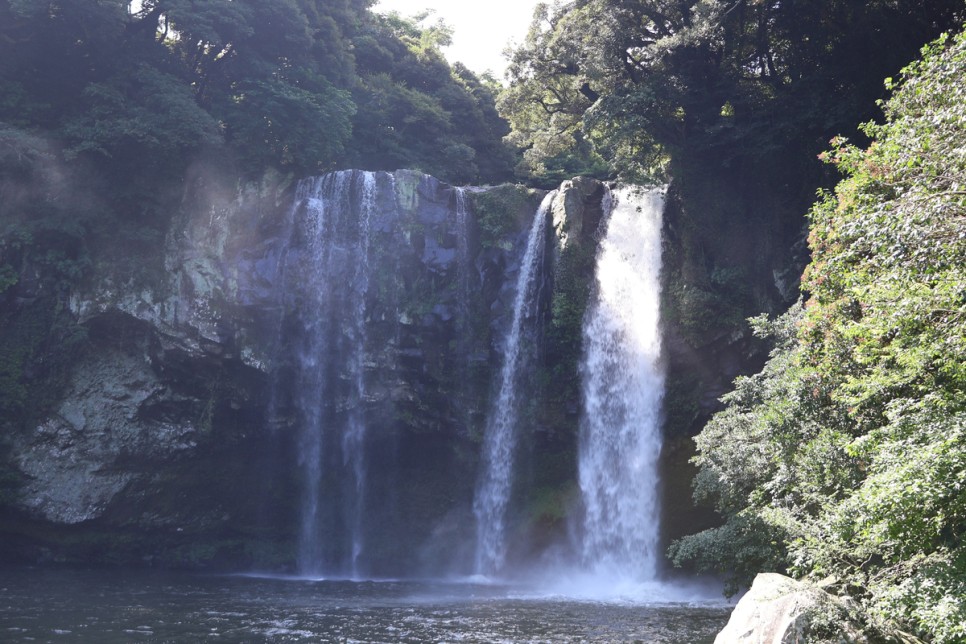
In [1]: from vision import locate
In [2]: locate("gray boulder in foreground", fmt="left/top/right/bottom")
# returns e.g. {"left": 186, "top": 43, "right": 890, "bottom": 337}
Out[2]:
{"left": 715, "top": 573, "right": 868, "bottom": 643}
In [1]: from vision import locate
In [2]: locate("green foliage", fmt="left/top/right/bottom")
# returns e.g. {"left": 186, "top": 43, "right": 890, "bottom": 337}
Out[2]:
{"left": 545, "top": 235, "right": 596, "bottom": 409}
{"left": 0, "top": 166, "right": 91, "bottom": 431}
{"left": 62, "top": 64, "right": 221, "bottom": 172}
{"left": 0, "top": 0, "right": 513, "bottom": 190}
{"left": 348, "top": 13, "right": 514, "bottom": 184}
{"left": 668, "top": 511, "right": 788, "bottom": 597}
{"left": 0, "top": 0, "right": 131, "bottom": 127}
{"left": 0, "top": 280, "right": 87, "bottom": 426}
{"left": 500, "top": 0, "right": 961, "bottom": 183}
{"left": 0, "top": 125, "right": 56, "bottom": 190}
{"left": 873, "top": 551, "right": 966, "bottom": 644}
{"left": 669, "top": 304, "right": 812, "bottom": 592}
{"left": 468, "top": 185, "right": 535, "bottom": 248}
{"left": 660, "top": 250, "right": 757, "bottom": 343}
{"left": 549, "top": 242, "right": 592, "bottom": 356}
{"left": 674, "top": 29, "right": 966, "bottom": 641}
{"left": 225, "top": 77, "right": 354, "bottom": 175}
{"left": 661, "top": 371, "right": 701, "bottom": 436}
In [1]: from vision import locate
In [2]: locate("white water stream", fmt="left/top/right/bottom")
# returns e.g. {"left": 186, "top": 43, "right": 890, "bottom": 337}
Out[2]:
{"left": 473, "top": 191, "right": 556, "bottom": 576}
{"left": 286, "top": 176, "right": 670, "bottom": 588}
{"left": 291, "top": 170, "right": 375, "bottom": 577}
{"left": 578, "top": 186, "right": 666, "bottom": 581}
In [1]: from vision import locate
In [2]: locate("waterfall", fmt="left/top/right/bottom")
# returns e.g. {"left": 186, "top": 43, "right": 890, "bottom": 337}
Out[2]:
{"left": 288, "top": 170, "right": 376, "bottom": 578}
{"left": 341, "top": 172, "right": 374, "bottom": 578}
{"left": 473, "top": 191, "right": 555, "bottom": 576}
{"left": 454, "top": 188, "right": 471, "bottom": 312}
{"left": 578, "top": 186, "right": 665, "bottom": 581}
{"left": 273, "top": 172, "right": 666, "bottom": 582}
{"left": 452, "top": 187, "right": 475, "bottom": 435}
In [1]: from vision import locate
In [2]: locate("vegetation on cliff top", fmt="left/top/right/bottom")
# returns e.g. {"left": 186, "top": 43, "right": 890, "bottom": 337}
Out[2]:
{"left": 671, "top": 29, "right": 966, "bottom": 642}
{"left": 0, "top": 0, "right": 514, "bottom": 189}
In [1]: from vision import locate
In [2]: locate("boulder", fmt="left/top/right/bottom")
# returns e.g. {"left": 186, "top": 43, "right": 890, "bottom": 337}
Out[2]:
{"left": 715, "top": 573, "right": 868, "bottom": 643}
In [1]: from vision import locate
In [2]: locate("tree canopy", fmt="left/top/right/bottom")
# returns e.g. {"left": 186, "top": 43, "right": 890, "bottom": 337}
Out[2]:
{"left": 0, "top": 0, "right": 514, "bottom": 188}
{"left": 500, "top": 0, "right": 962, "bottom": 184}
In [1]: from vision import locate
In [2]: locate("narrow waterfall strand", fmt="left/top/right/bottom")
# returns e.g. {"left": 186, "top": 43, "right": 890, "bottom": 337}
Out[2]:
{"left": 294, "top": 172, "right": 344, "bottom": 576}
{"left": 341, "top": 171, "right": 375, "bottom": 577}
{"left": 473, "top": 190, "right": 556, "bottom": 576}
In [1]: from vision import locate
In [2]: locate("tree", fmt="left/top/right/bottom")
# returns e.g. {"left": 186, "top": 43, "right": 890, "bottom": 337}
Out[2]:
{"left": 62, "top": 64, "right": 221, "bottom": 170}
{"left": 0, "top": 0, "right": 139, "bottom": 133}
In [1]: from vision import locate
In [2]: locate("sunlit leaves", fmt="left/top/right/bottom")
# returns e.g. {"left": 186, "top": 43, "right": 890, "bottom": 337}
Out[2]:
{"left": 346, "top": 13, "right": 513, "bottom": 184}
{"left": 0, "top": 0, "right": 513, "bottom": 182}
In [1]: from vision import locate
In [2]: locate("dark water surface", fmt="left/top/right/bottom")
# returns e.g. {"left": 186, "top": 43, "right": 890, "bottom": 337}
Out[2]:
{"left": 0, "top": 568, "right": 730, "bottom": 642}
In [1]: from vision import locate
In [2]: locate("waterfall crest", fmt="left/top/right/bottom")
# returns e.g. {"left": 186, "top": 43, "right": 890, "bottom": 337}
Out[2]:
{"left": 473, "top": 191, "right": 556, "bottom": 576}
{"left": 578, "top": 186, "right": 666, "bottom": 581}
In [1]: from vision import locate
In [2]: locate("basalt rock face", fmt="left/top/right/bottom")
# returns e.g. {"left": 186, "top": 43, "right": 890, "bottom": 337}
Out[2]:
{"left": 0, "top": 170, "right": 297, "bottom": 566}
{"left": 658, "top": 173, "right": 809, "bottom": 548}
{"left": 0, "top": 168, "right": 576, "bottom": 572}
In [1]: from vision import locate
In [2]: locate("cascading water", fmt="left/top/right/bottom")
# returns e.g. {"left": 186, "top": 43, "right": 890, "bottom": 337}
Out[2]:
{"left": 340, "top": 172, "right": 374, "bottom": 578}
{"left": 288, "top": 170, "right": 376, "bottom": 577}
{"left": 473, "top": 191, "right": 556, "bottom": 576}
{"left": 453, "top": 188, "right": 471, "bottom": 312}
{"left": 452, "top": 187, "right": 475, "bottom": 434}
{"left": 277, "top": 173, "right": 670, "bottom": 585}
{"left": 577, "top": 186, "right": 666, "bottom": 581}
